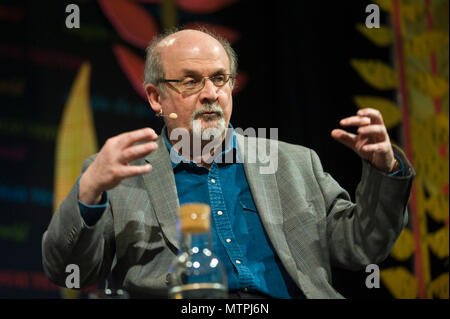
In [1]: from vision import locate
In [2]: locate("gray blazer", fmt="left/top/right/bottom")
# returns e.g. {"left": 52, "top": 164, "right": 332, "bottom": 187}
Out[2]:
{"left": 42, "top": 133, "right": 415, "bottom": 298}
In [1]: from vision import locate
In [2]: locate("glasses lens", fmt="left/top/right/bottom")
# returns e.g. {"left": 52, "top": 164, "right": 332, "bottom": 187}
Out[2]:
{"left": 178, "top": 75, "right": 231, "bottom": 94}
{"left": 211, "top": 75, "right": 229, "bottom": 87}
{"left": 180, "top": 78, "right": 201, "bottom": 91}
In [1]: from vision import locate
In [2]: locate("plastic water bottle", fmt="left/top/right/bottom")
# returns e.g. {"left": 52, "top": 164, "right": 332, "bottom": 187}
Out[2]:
{"left": 168, "top": 203, "right": 227, "bottom": 299}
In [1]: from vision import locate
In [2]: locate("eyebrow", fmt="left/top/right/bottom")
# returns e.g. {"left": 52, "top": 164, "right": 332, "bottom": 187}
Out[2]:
{"left": 180, "top": 68, "right": 228, "bottom": 77}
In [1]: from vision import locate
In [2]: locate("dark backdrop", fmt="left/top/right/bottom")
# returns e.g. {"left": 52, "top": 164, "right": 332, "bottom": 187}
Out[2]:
{"left": 0, "top": 0, "right": 401, "bottom": 298}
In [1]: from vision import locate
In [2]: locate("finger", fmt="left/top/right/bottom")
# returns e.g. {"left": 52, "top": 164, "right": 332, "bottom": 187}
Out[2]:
{"left": 357, "top": 108, "right": 384, "bottom": 125}
{"left": 357, "top": 124, "right": 387, "bottom": 141}
{"left": 122, "top": 163, "right": 153, "bottom": 178}
{"left": 354, "top": 137, "right": 371, "bottom": 156}
{"left": 119, "top": 141, "right": 158, "bottom": 163}
{"left": 116, "top": 128, "right": 158, "bottom": 149}
{"left": 361, "top": 141, "right": 391, "bottom": 153}
{"left": 331, "top": 129, "right": 357, "bottom": 149}
{"left": 339, "top": 116, "right": 371, "bottom": 127}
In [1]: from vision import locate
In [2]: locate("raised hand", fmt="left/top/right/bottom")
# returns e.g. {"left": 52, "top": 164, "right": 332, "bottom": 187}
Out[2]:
{"left": 331, "top": 108, "right": 396, "bottom": 173}
{"left": 79, "top": 127, "right": 159, "bottom": 204}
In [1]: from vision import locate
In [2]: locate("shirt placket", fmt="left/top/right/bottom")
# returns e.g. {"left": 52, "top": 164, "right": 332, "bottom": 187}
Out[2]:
{"left": 208, "top": 163, "right": 256, "bottom": 289}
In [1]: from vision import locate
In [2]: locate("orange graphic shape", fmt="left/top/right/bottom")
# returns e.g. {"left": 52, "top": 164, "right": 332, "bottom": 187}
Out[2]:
{"left": 177, "top": 0, "right": 239, "bottom": 14}
{"left": 99, "top": 0, "right": 159, "bottom": 50}
{"left": 113, "top": 44, "right": 146, "bottom": 99}
{"left": 184, "top": 22, "right": 241, "bottom": 44}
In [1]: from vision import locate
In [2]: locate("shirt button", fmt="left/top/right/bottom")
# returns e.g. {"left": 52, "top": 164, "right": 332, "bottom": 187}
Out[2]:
{"left": 211, "top": 178, "right": 216, "bottom": 184}
{"left": 235, "top": 260, "right": 241, "bottom": 264}
{"left": 226, "top": 238, "right": 231, "bottom": 243}
{"left": 217, "top": 211, "right": 223, "bottom": 216}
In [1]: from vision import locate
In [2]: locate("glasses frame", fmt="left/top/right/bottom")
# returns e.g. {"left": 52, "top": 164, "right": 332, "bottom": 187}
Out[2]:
{"left": 160, "top": 74, "right": 233, "bottom": 96}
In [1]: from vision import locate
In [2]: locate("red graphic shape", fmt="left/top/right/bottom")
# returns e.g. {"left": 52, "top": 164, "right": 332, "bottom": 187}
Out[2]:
{"left": 177, "top": 0, "right": 239, "bottom": 14}
{"left": 99, "top": 0, "right": 159, "bottom": 50}
{"left": 439, "top": 143, "right": 447, "bottom": 158}
{"left": 134, "top": 0, "right": 162, "bottom": 3}
{"left": 233, "top": 71, "right": 248, "bottom": 95}
{"left": 113, "top": 44, "right": 146, "bottom": 99}
{"left": 184, "top": 22, "right": 241, "bottom": 44}
{"left": 0, "top": 6, "right": 24, "bottom": 22}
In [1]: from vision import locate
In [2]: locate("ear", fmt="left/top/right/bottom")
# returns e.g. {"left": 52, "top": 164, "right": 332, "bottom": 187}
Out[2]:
{"left": 144, "top": 83, "right": 162, "bottom": 113}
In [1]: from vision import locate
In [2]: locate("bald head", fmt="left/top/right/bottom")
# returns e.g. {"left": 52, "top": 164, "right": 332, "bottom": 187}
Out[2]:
{"left": 143, "top": 28, "right": 237, "bottom": 89}
{"left": 158, "top": 29, "right": 222, "bottom": 51}
{"left": 160, "top": 30, "right": 230, "bottom": 79}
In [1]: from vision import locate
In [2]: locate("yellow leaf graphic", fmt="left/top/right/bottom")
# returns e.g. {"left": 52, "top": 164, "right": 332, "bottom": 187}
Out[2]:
{"left": 401, "top": 3, "right": 426, "bottom": 22}
{"left": 356, "top": 24, "right": 393, "bottom": 47}
{"left": 427, "top": 273, "right": 449, "bottom": 299}
{"left": 350, "top": 59, "right": 398, "bottom": 90}
{"left": 427, "top": 227, "right": 449, "bottom": 259}
{"left": 373, "top": 0, "right": 392, "bottom": 12}
{"left": 409, "top": 88, "right": 435, "bottom": 120}
{"left": 54, "top": 62, "right": 98, "bottom": 211}
{"left": 405, "top": 31, "right": 449, "bottom": 58}
{"left": 381, "top": 267, "right": 418, "bottom": 299}
{"left": 353, "top": 95, "right": 402, "bottom": 128}
{"left": 436, "top": 46, "right": 449, "bottom": 79}
{"left": 442, "top": 93, "right": 449, "bottom": 115}
{"left": 373, "top": 0, "right": 425, "bottom": 21}
{"left": 53, "top": 62, "right": 98, "bottom": 299}
{"left": 425, "top": 191, "right": 449, "bottom": 223}
{"left": 412, "top": 73, "right": 449, "bottom": 99}
{"left": 410, "top": 115, "right": 449, "bottom": 199}
{"left": 405, "top": 51, "right": 432, "bottom": 73}
{"left": 390, "top": 228, "right": 415, "bottom": 261}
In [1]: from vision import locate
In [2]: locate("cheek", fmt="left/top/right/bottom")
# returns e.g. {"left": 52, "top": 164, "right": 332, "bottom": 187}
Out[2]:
{"left": 161, "top": 96, "right": 191, "bottom": 130}
{"left": 220, "top": 91, "right": 233, "bottom": 118}
{"left": 173, "top": 98, "right": 197, "bottom": 126}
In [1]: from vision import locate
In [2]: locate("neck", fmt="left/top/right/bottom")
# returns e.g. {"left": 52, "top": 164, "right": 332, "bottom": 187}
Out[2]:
{"left": 167, "top": 127, "right": 228, "bottom": 169}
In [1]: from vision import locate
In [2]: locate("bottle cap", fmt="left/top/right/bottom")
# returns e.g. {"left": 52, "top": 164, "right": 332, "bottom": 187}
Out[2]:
{"left": 179, "top": 203, "right": 211, "bottom": 234}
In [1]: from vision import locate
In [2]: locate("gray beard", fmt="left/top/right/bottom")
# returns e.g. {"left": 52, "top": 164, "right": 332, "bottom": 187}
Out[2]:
{"left": 190, "top": 103, "right": 226, "bottom": 139}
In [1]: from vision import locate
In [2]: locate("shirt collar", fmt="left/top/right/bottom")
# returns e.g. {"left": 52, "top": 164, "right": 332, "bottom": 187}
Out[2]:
{"left": 163, "top": 124, "right": 239, "bottom": 169}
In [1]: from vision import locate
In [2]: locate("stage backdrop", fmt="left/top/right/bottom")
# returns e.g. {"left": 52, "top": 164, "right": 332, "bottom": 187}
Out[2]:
{"left": 0, "top": 0, "right": 447, "bottom": 298}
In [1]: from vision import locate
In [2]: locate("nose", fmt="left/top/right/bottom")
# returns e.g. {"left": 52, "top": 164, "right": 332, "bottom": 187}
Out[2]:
{"left": 198, "top": 78, "right": 219, "bottom": 104}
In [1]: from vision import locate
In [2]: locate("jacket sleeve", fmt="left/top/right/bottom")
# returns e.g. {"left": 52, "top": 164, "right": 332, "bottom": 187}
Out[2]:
{"left": 41, "top": 156, "right": 115, "bottom": 288}
{"left": 311, "top": 145, "right": 415, "bottom": 270}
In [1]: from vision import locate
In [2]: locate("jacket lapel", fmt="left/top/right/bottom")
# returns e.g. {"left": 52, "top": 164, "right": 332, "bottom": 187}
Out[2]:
{"left": 235, "top": 134, "right": 299, "bottom": 286}
{"left": 142, "top": 135, "right": 180, "bottom": 252}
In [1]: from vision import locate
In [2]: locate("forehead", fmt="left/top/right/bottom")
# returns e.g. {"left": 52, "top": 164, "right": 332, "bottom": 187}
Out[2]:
{"left": 159, "top": 31, "right": 230, "bottom": 76}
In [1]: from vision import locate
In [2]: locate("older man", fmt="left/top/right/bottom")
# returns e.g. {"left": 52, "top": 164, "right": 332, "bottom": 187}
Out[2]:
{"left": 42, "top": 29, "right": 414, "bottom": 298}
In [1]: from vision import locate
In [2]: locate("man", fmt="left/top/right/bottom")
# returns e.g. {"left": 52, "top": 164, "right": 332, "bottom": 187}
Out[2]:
{"left": 42, "top": 29, "right": 414, "bottom": 299}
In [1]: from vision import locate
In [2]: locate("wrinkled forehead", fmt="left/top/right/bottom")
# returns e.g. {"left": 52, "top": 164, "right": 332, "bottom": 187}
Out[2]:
{"left": 158, "top": 31, "right": 230, "bottom": 75}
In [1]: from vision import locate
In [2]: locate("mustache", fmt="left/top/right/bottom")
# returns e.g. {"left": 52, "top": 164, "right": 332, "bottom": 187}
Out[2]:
{"left": 192, "top": 103, "right": 224, "bottom": 120}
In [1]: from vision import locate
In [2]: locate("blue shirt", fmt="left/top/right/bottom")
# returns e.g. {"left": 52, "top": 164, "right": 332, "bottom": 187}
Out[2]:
{"left": 162, "top": 126, "right": 303, "bottom": 298}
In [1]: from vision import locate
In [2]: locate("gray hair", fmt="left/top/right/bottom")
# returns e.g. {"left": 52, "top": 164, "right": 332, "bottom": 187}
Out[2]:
{"left": 143, "top": 27, "right": 238, "bottom": 92}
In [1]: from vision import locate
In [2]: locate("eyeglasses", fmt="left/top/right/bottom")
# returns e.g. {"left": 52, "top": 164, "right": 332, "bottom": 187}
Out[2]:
{"left": 160, "top": 74, "right": 233, "bottom": 96}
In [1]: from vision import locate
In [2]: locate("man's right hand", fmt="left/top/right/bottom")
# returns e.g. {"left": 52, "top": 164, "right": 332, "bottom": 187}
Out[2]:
{"left": 78, "top": 128, "right": 159, "bottom": 205}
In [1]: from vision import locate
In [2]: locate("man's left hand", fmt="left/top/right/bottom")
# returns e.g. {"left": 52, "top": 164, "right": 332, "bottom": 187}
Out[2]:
{"left": 331, "top": 108, "right": 396, "bottom": 173}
